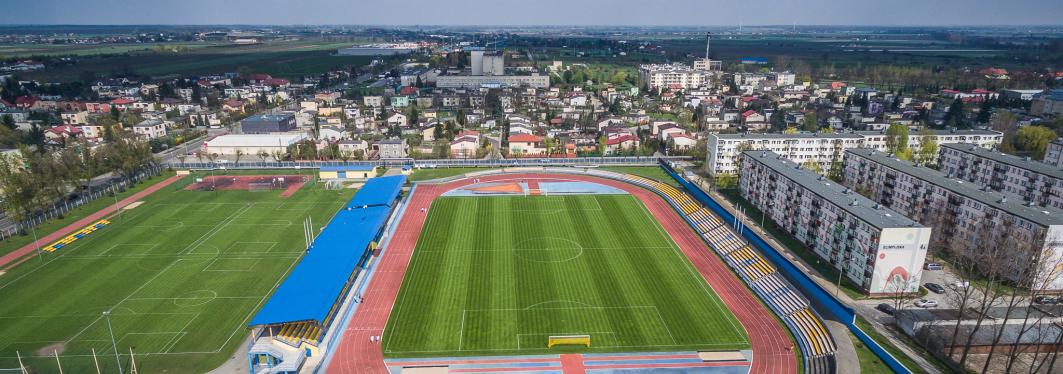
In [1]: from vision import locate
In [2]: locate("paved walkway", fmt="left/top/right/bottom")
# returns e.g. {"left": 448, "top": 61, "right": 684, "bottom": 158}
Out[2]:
{"left": 0, "top": 174, "right": 185, "bottom": 271}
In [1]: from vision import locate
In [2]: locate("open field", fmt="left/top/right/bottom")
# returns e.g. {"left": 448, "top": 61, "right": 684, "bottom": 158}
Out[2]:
{"left": 9, "top": 39, "right": 374, "bottom": 81}
{"left": 0, "top": 176, "right": 353, "bottom": 373}
{"left": 382, "top": 194, "right": 749, "bottom": 358}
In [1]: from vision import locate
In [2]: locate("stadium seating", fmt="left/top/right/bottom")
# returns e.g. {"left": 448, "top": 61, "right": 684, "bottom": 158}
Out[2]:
{"left": 46, "top": 220, "right": 109, "bottom": 252}
{"left": 273, "top": 321, "right": 324, "bottom": 347}
{"left": 586, "top": 169, "right": 838, "bottom": 373}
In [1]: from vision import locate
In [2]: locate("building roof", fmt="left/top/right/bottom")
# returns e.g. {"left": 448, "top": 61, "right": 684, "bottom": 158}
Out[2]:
{"left": 846, "top": 148, "right": 1063, "bottom": 227}
{"left": 854, "top": 129, "right": 1001, "bottom": 137}
{"left": 205, "top": 134, "right": 305, "bottom": 148}
{"left": 714, "top": 132, "right": 863, "bottom": 140}
{"left": 508, "top": 134, "right": 542, "bottom": 143}
{"left": 942, "top": 143, "right": 1063, "bottom": 179}
{"left": 320, "top": 165, "right": 374, "bottom": 172}
{"left": 744, "top": 150, "right": 922, "bottom": 229}
{"left": 349, "top": 175, "right": 405, "bottom": 208}
{"left": 249, "top": 177, "right": 403, "bottom": 326}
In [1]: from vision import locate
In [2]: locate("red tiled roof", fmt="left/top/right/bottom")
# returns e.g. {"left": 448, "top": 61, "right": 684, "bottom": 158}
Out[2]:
{"left": 508, "top": 134, "right": 542, "bottom": 143}
{"left": 110, "top": 98, "right": 133, "bottom": 105}
{"left": 742, "top": 110, "right": 759, "bottom": 117}
{"left": 606, "top": 134, "right": 639, "bottom": 145}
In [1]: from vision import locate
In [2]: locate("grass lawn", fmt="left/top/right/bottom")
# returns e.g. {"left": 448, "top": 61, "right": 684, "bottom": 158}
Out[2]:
{"left": 851, "top": 331, "right": 894, "bottom": 374}
{"left": 383, "top": 194, "right": 748, "bottom": 357}
{"left": 716, "top": 189, "right": 867, "bottom": 300}
{"left": 0, "top": 176, "right": 353, "bottom": 373}
{"left": 0, "top": 172, "right": 175, "bottom": 258}
{"left": 854, "top": 317, "right": 952, "bottom": 374}
{"left": 598, "top": 166, "right": 681, "bottom": 188}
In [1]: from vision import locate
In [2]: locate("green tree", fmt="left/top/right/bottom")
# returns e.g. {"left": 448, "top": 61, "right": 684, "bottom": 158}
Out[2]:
{"left": 917, "top": 128, "right": 939, "bottom": 165}
{"left": 802, "top": 158, "right": 823, "bottom": 174}
{"left": 769, "top": 109, "right": 786, "bottom": 132}
{"left": 885, "top": 123, "right": 910, "bottom": 154}
{"left": 1, "top": 114, "right": 14, "bottom": 130}
{"left": 802, "top": 112, "right": 818, "bottom": 132}
{"left": 1014, "top": 126, "right": 1056, "bottom": 159}
{"left": 944, "top": 98, "right": 966, "bottom": 129}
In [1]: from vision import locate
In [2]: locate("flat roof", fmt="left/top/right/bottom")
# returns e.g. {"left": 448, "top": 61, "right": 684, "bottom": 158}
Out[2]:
{"left": 205, "top": 133, "right": 305, "bottom": 147}
{"left": 854, "top": 129, "right": 1001, "bottom": 137}
{"left": 242, "top": 114, "right": 294, "bottom": 122}
{"left": 942, "top": 143, "right": 1063, "bottom": 180}
{"left": 320, "top": 165, "right": 375, "bottom": 172}
{"left": 845, "top": 148, "right": 1063, "bottom": 227}
{"left": 742, "top": 150, "right": 922, "bottom": 229}
{"left": 716, "top": 132, "right": 863, "bottom": 140}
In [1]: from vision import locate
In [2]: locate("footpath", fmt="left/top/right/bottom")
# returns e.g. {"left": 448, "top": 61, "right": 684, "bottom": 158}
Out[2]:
{"left": 0, "top": 174, "right": 185, "bottom": 271}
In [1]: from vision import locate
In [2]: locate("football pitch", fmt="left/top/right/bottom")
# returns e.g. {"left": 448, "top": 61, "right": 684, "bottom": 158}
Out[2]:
{"left": 383, "top": 194, "right": 750, "bottom": 358}
{"left": 0, "top": 176, "right": 352, "bottom": 373}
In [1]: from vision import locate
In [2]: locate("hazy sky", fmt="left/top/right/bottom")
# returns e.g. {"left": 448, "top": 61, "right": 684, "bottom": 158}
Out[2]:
{"left": 3, "top": 0, "right": 1062, "bottom": 26}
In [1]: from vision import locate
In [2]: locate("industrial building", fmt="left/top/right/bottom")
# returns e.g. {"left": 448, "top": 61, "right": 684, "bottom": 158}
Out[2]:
{"left": 939, "top": 143, "right": 1063, "bottom": 209}
{"left": 240, "top": 114, "right": 297, "bottom": 134}
{"left": 739, "top": 150, "right": 931, "bottom": 295}
{"left": 843, "top": 148, "right": 1063, "bottom": 291}
{"left": 203, "top": 133, "right": 305, "bottom": 156}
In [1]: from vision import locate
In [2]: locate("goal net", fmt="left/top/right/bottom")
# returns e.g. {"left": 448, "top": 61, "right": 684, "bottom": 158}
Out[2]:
{"left": 547, "top": 335, "right": 590, "bottom": 348}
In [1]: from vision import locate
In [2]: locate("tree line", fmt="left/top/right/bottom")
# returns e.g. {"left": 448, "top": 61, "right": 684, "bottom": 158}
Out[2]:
{"left": 0, "top": 132, "right": 155, "bottom": 231}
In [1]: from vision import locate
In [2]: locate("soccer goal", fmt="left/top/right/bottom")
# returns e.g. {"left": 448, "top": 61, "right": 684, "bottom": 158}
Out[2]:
{"left": 547, "top": 335, "right": 591, "bottom": 348}
{"left": 247, "top": 182, "right": 274, "bottom": 192}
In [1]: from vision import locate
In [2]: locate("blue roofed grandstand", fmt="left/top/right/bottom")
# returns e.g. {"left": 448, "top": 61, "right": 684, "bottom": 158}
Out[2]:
{"left": 246, "top": 175, "right": 406, "bottom": 374}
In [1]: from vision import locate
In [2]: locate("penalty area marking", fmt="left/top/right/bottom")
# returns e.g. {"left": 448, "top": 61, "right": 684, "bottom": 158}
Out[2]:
{"left": 99, "top": 243, "right": 158, "bottom": 256}
{"left": 202, "top": 257, "right": 262, "bottom": 272}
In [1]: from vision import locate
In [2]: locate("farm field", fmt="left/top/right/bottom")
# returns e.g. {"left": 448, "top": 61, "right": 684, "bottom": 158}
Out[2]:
{"left": 9, "top": 39, "right": 374, "bottom": 81}
{"left": 382, "top": 194, "right": 749, "bottom": 358}
{"left": 0, "top": 176, "right": 353, "bottom": 373}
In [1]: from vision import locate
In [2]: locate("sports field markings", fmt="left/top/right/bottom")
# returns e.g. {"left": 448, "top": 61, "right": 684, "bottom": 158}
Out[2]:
{"left": 633, "top": 197, "right": 749, "bottom": 345}
{"left": 98, "top": 243, "right": 158, "bottom": 256}
{"left": 202, "top": 257, "right": 262, "bottom": 272}
{"left": 177, "top": 203, "right": 255, "bottom": 255}
{"left": 224, "top": 241, "right": 279, "bottom": 254}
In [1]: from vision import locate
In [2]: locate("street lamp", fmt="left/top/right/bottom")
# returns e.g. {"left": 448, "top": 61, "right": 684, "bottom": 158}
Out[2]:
{"left": 103, "top": 157, "right": 121, "bottom": 220}
{"left": 103, "top": 310, "right": 124, "bottom": 374}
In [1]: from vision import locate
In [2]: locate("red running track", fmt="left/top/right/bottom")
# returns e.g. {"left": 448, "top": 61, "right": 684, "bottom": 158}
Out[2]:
{"left": 0, "top": 174, "right": 185, "bottom": 271}
{"left": 327, "top": 174, "right": 796, "bottom": 374}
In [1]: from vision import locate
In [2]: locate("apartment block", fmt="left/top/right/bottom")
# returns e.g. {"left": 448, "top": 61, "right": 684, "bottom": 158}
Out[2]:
{"left": 740, "top": 150, "right": 931, "bottom": 295}
{"left": 638, "top": 63, "right": 708, "bottom": 91}
{"left": 1044, "top": 139, "right": 1063, "bottom": 169}
{"left": 843, "top": 148, "right": 1063, "bottom": 290}
{"left": 707, "top": 129, "right": 1003, "bottom": 175}
{"left": 939, "top": 143, "right": 1063, "bottom": 209}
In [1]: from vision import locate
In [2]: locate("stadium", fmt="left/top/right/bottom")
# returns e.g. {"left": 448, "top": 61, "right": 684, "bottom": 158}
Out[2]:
{"left": 0, "top": 164, "right": 840, "bottom": 374}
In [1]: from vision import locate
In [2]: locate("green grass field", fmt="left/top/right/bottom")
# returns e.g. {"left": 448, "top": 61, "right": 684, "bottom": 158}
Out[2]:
{"left": 383, "top": 194, "right": 748, "bottom": 358}
{"left": 0, "top": 176, "right": 353, "bottom": 373}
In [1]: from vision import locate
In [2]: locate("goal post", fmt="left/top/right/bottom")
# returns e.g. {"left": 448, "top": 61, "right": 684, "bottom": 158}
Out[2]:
{"left": 547, "top": 335, "right": 590, "bottom": 348}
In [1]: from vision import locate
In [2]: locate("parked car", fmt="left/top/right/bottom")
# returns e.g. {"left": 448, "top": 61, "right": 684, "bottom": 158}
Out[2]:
{"left": 924, "top": 262, "right": 944, "bottom": 270}
{"left": 915, "top": 299, "right": 939, "bottom": 308}
{"left": 924, "top": 283, "right": 945, "bottom": 294}
{"left": 950, "top": 281, "right": 970, "bottom": 289}
{"left": 1034, "top": 296, "right": 1059, "bottom": 305}
{"left": 876, "top": 303, "right": 896, "bottom": 315}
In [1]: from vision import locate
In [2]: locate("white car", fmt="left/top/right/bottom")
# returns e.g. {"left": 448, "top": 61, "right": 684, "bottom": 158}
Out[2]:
{"left": 915, "top": 299, "right": 939, "bottom": 308}
{"left": 950, "top": 281, "right": 970, "bottom": 289}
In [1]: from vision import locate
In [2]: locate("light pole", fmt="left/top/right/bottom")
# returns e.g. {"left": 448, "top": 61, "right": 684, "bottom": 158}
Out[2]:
{"left": 103, "top": 310, "right": 124, "bottom": 374}
{"left": 104, "top": 157, "right": 121, "bottom": 220}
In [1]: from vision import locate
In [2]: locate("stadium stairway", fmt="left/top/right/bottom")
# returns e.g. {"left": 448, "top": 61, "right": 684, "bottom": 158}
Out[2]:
{"left": 584, "top": 169, "right": 838, "bottom": 374}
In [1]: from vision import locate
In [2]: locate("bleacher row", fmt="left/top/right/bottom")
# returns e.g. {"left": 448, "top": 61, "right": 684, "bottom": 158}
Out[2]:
{"left": 584, "top": 169, "right": 837, "bottom": 373}
{"left": 273, "top": 321, "right": 323, "bottom": 347}
{"left": 46, "top": 219, "right": 110, "bottom": 252}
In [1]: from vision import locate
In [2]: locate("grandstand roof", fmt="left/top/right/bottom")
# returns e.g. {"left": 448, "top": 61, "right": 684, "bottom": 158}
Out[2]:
{"left": 250, "top": 205, "right": 391, "bottom": 326}
{"left": 349, "top": 175, "right": 405, "bottom": 208}
{"left": 249, "top": 176, "right": 405, "bottom": 327}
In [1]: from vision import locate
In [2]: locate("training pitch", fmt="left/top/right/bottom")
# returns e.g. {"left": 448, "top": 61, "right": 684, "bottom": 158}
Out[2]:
{"left": 0, "top": 174, "right": 351, "bottom": 373}
{"left": 382, "top": 194, "right": 750, "bottom": 358}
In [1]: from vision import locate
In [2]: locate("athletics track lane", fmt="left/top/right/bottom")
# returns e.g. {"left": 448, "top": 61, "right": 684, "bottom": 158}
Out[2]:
{"left": 0, "top": 174, "right": 185, "bottom": 271}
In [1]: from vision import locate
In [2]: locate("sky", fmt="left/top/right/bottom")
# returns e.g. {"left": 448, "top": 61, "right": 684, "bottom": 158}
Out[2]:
{"left": 2, "top": 0, "right": 1062, "bottom": 26}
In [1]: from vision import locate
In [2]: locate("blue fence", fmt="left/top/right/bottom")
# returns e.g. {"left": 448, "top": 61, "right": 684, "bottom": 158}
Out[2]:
{"left": 164, "top": 156, "right": 690, "bottom": 170}
{"left": 657, "top": 162, "right": 912, "bottom": 374}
